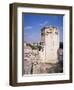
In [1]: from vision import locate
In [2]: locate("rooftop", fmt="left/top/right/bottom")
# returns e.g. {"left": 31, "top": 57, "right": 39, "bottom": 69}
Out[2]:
{"left": 41, "top": 25, "right": 58, "bottom": 32}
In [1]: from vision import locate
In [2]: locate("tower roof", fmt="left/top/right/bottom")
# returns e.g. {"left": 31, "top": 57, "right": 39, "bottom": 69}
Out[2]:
{"left": 41, "top": 25, "right": 58, "bottom": 32}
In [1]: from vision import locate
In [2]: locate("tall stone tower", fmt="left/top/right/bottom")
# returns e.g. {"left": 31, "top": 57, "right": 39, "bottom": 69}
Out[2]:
{"left": 40, "top": 26, "right": 59, "bottom": 63}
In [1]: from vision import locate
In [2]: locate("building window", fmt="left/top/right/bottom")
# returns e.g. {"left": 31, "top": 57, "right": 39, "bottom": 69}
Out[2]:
{"left": 47, "top": 31, "right": 52, "bottom": 34}
{"left": 41, "top": 32, "right": 44, "bottom": 36}
{"left": 55, "top": 32, "right": 58, "bottom": 34}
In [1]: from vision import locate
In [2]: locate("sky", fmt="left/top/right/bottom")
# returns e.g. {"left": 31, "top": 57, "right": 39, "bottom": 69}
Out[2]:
{"left": 23, "top": 13, "right": 63, "bottom": 43}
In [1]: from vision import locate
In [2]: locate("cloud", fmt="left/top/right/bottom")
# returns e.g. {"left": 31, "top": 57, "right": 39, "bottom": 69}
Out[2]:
{"left": 44, "top": 21, "right": 48, "bottom": 25}
{"left": 40, "top": 24, "right": 43, "bottom": 26}
{"left": 40, "top": 21, "right": 48, "bottom": 26}
{"left": 24, "top": 26, "right": 32, "bottom": 30}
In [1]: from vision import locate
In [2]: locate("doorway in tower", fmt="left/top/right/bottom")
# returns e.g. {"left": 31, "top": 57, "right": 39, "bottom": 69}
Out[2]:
{"left": 22, "top": 13, "right": 63, "bottom": 75}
